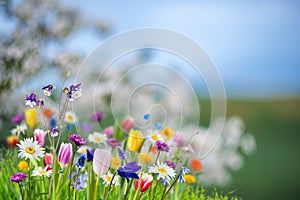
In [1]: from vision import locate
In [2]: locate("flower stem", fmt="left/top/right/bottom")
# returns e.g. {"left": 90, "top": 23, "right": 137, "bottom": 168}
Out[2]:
{"left": 18, "top": 183, "right": 23, "bottom": 200}
{"left": 155, "top": 151, "right": 161, "bottom": 164}
{"left": 104, "top": 171, "right": 117, "bottom": 200}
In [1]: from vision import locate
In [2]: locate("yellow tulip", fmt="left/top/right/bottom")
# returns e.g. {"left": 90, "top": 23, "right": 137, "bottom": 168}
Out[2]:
{"left": 25, "top": 108, "right": 37, "bottom": 128}
{"left": 127, "top": 129, "right": 143, "bottom": 152}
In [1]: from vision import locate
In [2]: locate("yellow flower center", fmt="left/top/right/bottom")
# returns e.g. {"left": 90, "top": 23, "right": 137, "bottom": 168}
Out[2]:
{"left": 158, "top": 167, "right": 167, "bottom": 174}
{"left": 106, "top": 175, "right": 112, "bottom": 181}
{"left": 39, "top": 170, "right": 47, "bottom": 175}
{"left": 67, "top": 115, "right": 74, "bottom": 121}
{"left": 25, "top": 146, "right": 35, "bottom": 154}
{"left": 94, "top": 137, "right": 101, "bottom": 142}
{"left": 151, "top": 135, "right": 159, "bottom": 141}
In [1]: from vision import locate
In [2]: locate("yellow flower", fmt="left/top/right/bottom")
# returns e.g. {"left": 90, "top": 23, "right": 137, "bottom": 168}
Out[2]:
{"left": 138, "top": 153, "right": 153, "bottom": 164}
{"left": 127, "top": 129, "right": 143, "bottom": 152}
{"left": 25, "top": 108, "right": 38, "bottom": 128}
{"left": 183, "top": 175, "right": 196, "bottom": 183}
{"left": 18, "top": 161, "right": 29, "bottom": 171}
{"left": 111, "top": 157, "right": 121, "bottom": 169}
{"left": 160, "top": 127, "right": 174, "bottom": 139}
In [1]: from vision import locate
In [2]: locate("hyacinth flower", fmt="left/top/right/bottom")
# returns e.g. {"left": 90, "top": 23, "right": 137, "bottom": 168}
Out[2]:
{"left": 117, "top": 162, "right": 141, "bottom": 182}
{"left": 42, "top": 84, "right": 55, "bottom": 96}
{"left": 34, "top": 128, "right": 47, "bottom": 146}
{"left": 134, "top": 173, "right": 153, "bottom": 192}
{"left": 70, "top": 172, "right": 88, "bottom": 191}
{"left": 58, "top": 142, "right": 73, "bottom": 168}
{"left": 127, "top": 129, "right": 143, "bottom": 152}
{"left": 76, "top": 154, "right": 87, "bottom": 169}
{"left": 25, "top": 108, "right": 37, "bottom": 128}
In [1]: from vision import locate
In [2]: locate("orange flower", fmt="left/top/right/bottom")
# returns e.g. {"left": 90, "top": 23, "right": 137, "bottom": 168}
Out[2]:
{"left": 7, "top": 135, "right": 19, "bottom": 147}
{"left": 42, "top": 109, "right": 53, "bottom": 118}
{"left": 150, "top": 146, "right": 158, "bottom": 154}
{"left": 190, "top": 159, "right": 202, "bottom": 172}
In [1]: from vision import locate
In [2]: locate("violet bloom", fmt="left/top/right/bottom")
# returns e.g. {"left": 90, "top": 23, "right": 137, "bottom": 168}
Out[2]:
{"left": 80, "top": 123, "right": 93, "bottom": 133}
{"left": 25, "top": 93, "right": 44, "bottom": 108}
{"left": 11, "top": 114, "right": 24, "bottom": 123}
{"left": 173, "top": 134, "right": 185, "bottom": 147}
{"left": 107, "top": 138, "right": 121, "bottom": 147}
{"left": 155, "top": 140, "right": 170, "bottom": 152}
{"left": 90, "top": 112, "right": 104, "bottom": 122}
{"left": 34, "top": 129, "right": 47, "bottom": 146}
{"left": 86, "top": 149, "right": 94, "bottom": 162}
{"left": 103, "top": 126, "right": 114, "bottom": 137}
{"left": 64, "top": 83, "right": 82, "bottom": 101}
{"left": 70, "top": 172, "right": 88, "bottom": 190}
{"left": 42, "top": 84, "right": 55, "bottom": 96}
{"left": 51, "top": 127, "right": 59, "bottom": 137}
{"left": 10, "top": 172, "right": 27, "bottom": 183}
{"left": 117, "top": 146, "right": 127, "bottom": 161}
{"left": 165, "top": 160, "right": 175, "bottom": 169}
{"left": 58, "top": 142, "right": 73, "bottom": 168}
{"left": 117, "top": 162, "right": 141, "bottom": 182}
{"left": 69, "top": 134, "right": 87, "bottom": 146}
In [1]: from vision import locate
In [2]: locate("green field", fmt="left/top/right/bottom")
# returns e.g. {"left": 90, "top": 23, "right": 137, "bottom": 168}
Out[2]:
{"left": 200, "top": 99, "right": 300, "bottom": 200}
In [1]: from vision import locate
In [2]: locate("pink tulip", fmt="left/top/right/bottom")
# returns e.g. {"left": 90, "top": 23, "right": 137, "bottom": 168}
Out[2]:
{"left": 135, "top": 173, "right": 153, "bottom": 192}
{"left": 104, "top": 126, "right": 114, "bottom": 137}
{"left": 44, "top": 153, "right": 53, "bottom": 166}
{"left": 173, "top": 134, "right": 185, "bottom": 147}
{"left": 34, "top": 128, "right": 47, "bottom": 146}
{"left": 121, "top": 117, "right": 134, "bottom": 133}
{"left": 58, "top": 142, "right": 73, "bottom": 168}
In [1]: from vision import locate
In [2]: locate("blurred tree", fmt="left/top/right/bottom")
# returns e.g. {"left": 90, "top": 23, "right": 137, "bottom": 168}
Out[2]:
{"left": 0, "top": 0, "right": 110, "bottom": 116}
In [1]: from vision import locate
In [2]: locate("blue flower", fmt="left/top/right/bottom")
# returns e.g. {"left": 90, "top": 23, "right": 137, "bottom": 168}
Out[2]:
{"left": 70, "top": 172, "right": 88, "bottom": 191}
{"left": 160, "top": 178, "right": 170, "bottom": 185}
{"left": 86, "top": 149, "right": 94, "bottom": 162}
{"left": 117, "top": 162, "right": 141, "bottom": 182}
{"left": 154, "top": 123, "right": 163, "bottom": 131}
{"left": 143, "top": 113, "right": 151, "bottom": 120}
{"left": 50, "top": 117, "right": 56, "bottom": 129}
{"left": 76, "top": 154, "right": 87, "bottom": 169}
{"left": 180, "top": 167, "right": 190, "bottom": 175}
{"left": 179, "top": 175, "right": 185, "bottom": 183}
{"left": 117, "top": 146, "right": 127, "bottom": 161}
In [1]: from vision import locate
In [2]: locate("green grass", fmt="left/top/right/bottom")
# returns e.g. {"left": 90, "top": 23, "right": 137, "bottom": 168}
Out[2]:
{"left": 199, "top": 99, "right": 300, "bottom": 200}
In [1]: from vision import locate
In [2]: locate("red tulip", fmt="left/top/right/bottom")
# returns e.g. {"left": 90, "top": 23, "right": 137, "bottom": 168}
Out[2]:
{"left": 135, "top": 173, "right": 153, "bottom": 192}
{"left": 44, "top": 153, "right": 53, "bottom": 166}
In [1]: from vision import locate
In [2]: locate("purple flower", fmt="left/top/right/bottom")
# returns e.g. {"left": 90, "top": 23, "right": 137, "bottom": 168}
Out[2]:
{"left": 165, "top": 160, "right": 175, "bottom": 169}
{"left": 64, "top": 83, "right": 82, "bottom": 101}
{"left": 117, "top": 162, "right": 141, "bottom": 182}
{"left": 42, "top": 84, "right": 55, "bottom": 96}
{"left": 10, "top": 172, "right": 27, "bottom": 183}
{"left": 69, "top": 134, "right": 87, "bottom": 146}
{"left": 25, "top": 93, "right": 44, "bottom": 108}
{"left": 155, "top": 140, "right": 170, "bottom": 152}
{"left": 11, "top": 114, "right": 24, "bottom": 123}
{"left": 58, "top": 142, "right": 73, "bottom": 168}
{"left": 117, "top": 146, "right": 127, "bottom": 161}
{"left": 80, "top": 123, "right": 93, "bottom": 133}
{"left": 51, "top": 127, "right": 59, "bottom": 137}
{"left": 173, "top": 134, "right": 185, "bottom": 147}
{"left": 107, "top": 138, "right": 121, "bottom": 147}
{"left": 70, "top": 172, "right": 88, "bottom": 190}
{"left": 90, "top": 112, "right": 104, "bottom": 122}
{"left": 86, "top": 149, "right": 94, "bottom": 162}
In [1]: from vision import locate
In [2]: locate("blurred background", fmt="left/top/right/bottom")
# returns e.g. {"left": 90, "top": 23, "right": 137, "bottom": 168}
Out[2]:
{"left": 1, "top": 0, "right": 300, "bottom": 199}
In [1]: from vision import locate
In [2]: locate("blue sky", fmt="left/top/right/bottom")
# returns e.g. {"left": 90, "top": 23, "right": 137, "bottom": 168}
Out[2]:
{"left": 2, "top": 0, "right": 300, "bottom": 99}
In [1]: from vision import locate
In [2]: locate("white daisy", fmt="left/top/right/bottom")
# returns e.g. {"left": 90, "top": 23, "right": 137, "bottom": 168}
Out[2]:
{"left": 11, "top": 123, "right": 27, "bottom": 136}
{"left": 32, "top": 166, "right": 52, "bottom": 177}
{"left": 101, "top": 171, "right": 119, "bottom": 187}
{"left": 148, "top": 133, "right": 162, "bottom": 144}
{"left": 148, "top": 162, "right": 176, "bottom": 180}
{"left": 88, "top": 132, "right": 107, "bottom": 144}
{"left": 17, "top": 138, "right": 45, "bottom": 161}
{"left": 65, "top": 111, "right": 77, "bottom": 124}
